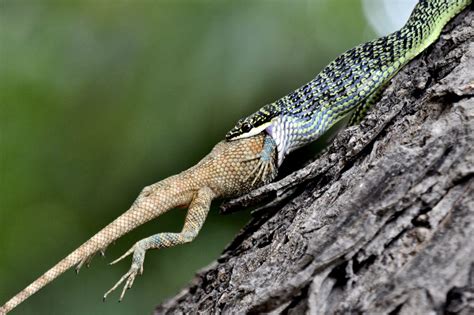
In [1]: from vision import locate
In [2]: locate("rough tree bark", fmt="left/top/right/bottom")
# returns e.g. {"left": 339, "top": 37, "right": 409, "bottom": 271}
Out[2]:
{"left": 156, "top": 9, "right": 473, "bottom": 315}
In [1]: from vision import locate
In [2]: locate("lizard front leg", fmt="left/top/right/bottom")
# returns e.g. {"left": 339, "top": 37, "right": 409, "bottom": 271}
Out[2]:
{"left": 244, "top": 135, "right": 278, "bottom": 186}
{"left": 103, "top": 186, "right": 215, "bottom": 301}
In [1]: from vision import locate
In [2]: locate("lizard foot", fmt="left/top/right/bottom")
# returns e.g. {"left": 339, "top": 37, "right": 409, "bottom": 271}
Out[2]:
{"left": 245, "top": 156, "right": 276, "bottom": 186}
{"left": 244, "top": 135, "right": 277, "bottom": 186}
{"left": 103, "top": 243, "right": 146, "bottom": 301}
{"left": 75, "top": 247, "right": 107, "bottom": 273}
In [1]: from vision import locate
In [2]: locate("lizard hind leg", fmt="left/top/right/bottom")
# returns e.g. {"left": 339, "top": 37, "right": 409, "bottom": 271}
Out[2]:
{"left": 103, "top": 186, "right": 215, "bottom": 302}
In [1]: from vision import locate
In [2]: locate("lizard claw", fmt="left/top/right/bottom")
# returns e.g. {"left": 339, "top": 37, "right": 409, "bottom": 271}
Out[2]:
{"left": 243, "top": 135, "right": 277, "bottom": 186}
{"left": 75, "top": 253, "right": 95, "bottom": 273}
{"left": 244, "top": 156, "right": 276, "bottom": 186}
{"left": 75, "top": 246, "right": 108, "bottom": 273}
{"left": 104, "top": 243, "right": 146, "bottom": 302}
{"left": 103, "top": 265, "right": 141, "bottom": 302}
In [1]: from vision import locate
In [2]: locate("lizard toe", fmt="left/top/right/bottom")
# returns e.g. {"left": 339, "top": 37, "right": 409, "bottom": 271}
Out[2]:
{"left": 104, "top": 243, "right": 146, "bottom": 301}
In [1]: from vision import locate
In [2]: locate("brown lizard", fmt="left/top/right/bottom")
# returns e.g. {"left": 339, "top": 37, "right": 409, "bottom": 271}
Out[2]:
{"left": 0, "top": 133, "right": 277, "bottom": 314}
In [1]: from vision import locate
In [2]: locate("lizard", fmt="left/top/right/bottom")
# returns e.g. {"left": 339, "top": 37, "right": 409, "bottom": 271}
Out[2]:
{"left": 0, "top": 134, "right": 277, "bottom": 314}
{"left": 1, "top": 0, "right": 471, "bottom": 313}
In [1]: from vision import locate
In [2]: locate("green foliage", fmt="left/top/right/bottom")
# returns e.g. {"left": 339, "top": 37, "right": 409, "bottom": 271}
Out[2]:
{"left": 0, "top": 1, "right": 372, "bottom": 314}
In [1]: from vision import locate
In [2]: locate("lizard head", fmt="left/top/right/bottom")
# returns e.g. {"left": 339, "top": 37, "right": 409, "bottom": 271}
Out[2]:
{"left": 226, "top": 103, "right": 280, "bottom": 141}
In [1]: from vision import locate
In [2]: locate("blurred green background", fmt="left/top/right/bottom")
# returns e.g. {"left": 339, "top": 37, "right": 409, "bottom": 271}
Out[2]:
{"left": 0, "top": 0, "right": 399, "bottom": 314}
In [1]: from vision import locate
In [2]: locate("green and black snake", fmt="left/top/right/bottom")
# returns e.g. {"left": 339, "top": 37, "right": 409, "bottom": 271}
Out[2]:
{"left": 226, "top": 0, "right": 471, "bottom": 168}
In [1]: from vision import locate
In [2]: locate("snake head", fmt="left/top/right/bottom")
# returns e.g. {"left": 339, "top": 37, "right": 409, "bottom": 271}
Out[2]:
{"left": 226, "top": 104, "right": 280, "bottom": 141}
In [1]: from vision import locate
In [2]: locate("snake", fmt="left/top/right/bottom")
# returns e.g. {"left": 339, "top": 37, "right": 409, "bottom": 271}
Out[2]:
{"left": 226, "top": 0, "right": 471, "bottom": 170}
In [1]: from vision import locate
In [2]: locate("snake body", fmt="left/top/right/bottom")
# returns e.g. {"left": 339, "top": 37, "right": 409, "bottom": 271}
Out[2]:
{"left": 226, "top": 0, "right": 472, "bottom": 166}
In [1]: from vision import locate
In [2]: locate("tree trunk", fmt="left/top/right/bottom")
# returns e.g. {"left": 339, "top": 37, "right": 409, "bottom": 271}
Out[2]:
{"left": 156, "top": 9, "right": 474, "bottom": 315}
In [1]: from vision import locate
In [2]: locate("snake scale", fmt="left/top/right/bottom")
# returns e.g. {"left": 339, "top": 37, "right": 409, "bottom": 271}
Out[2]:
{"left": 226, "top": 0, "right": 472, "bottom": 168}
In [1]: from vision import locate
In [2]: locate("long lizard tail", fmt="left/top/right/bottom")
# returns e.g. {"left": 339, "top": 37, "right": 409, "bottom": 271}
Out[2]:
{"left": 0, "top": 179, "right": 192, "bottom": 314}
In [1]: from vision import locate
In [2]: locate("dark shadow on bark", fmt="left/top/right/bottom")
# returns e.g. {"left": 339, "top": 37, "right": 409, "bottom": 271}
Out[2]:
{"left": 156, "top": 9, "right": 474, "bottom": 315}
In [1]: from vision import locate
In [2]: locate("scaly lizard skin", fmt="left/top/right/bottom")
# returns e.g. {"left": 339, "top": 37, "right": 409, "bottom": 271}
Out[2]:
{"left": 0, "top": 134, "right": 277, "bottom": 314}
